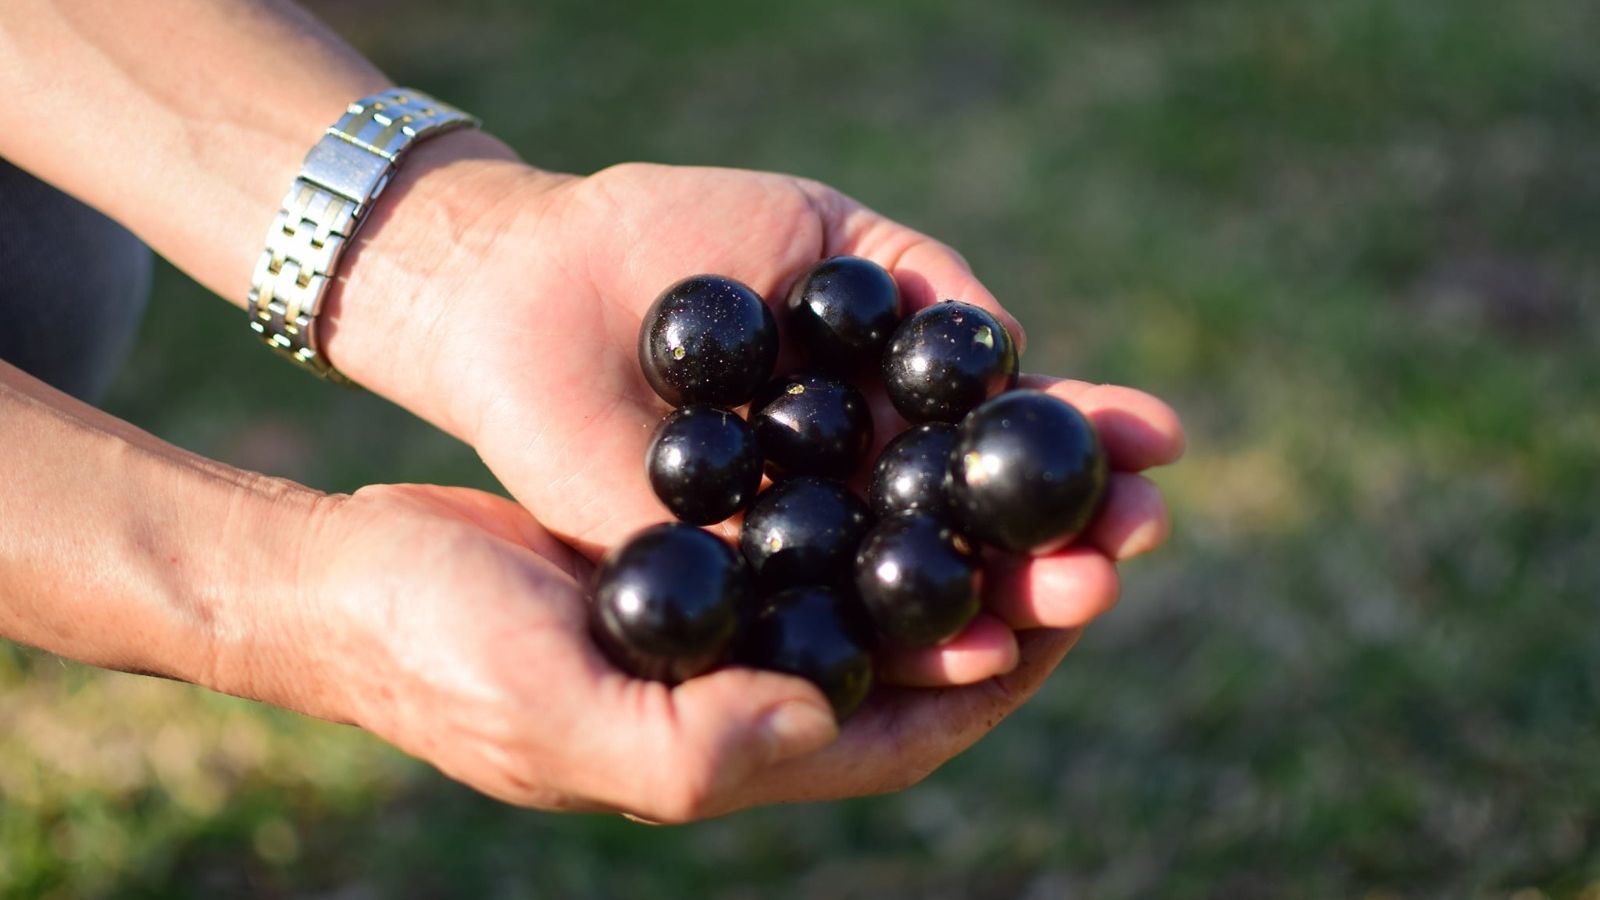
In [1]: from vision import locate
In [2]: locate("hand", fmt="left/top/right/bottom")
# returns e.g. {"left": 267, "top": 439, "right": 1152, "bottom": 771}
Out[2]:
{"left": 453, "top": 160, "right": 1039, "bottom": 556}
{"left": 1, "top": 2, "right": 1185, "bottom": 821}
{"left": 329, "top": 148, "right": 1185, "bottom": 693}
{"left": 274, "top": 473, "right": 1176, "bottom": 822}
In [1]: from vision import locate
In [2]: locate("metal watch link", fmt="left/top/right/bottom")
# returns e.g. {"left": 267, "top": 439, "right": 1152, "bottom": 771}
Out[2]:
{"left": 246, "top": 88, "right": 480, "bottom": 383}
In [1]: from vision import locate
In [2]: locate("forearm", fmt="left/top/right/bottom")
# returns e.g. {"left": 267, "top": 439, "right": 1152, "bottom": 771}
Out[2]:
{"left": 0, "top": 362, "right": 325, "bottom": 706}
{"left": 0, "top": 0, "right": 389, "bottom": 299}
{"left": 0, "top": 0, "right": 550, "bottom": 436}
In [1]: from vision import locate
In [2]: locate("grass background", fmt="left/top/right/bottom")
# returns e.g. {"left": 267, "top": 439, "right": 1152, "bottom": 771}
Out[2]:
{"left": 4, "top": 0, "right": 1599, "bottom": 896}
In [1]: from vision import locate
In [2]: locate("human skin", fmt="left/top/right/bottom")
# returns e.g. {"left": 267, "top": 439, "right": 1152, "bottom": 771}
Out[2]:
{"left": 0, "top": 1, "right": 1185, "bottom": 821}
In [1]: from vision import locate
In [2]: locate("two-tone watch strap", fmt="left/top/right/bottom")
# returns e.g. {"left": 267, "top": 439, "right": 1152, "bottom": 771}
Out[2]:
{"left": 247, "top": 88, "right": 480, "bottom": 383}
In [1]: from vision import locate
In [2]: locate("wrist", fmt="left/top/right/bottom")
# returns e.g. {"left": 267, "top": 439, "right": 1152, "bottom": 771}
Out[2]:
{"left": 0, "top": 368, "right": 331, "bottom": 706}
{"left": 316, "top": 128, "right": 576, "bottom": 439}
{"left": 194, "top": 474, "right": 345, "bottom": 717}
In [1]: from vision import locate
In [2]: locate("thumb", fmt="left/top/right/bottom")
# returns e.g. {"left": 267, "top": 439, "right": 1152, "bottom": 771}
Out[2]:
{"left": 599, "top": 666, "right": 838, "bottom": 823}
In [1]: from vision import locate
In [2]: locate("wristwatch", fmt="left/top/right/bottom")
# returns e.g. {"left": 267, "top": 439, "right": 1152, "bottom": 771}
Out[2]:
{"left": 246, "top": 88, "right": 480, "bottom": 384}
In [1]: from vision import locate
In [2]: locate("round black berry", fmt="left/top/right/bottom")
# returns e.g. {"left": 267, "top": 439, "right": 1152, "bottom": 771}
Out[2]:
{"left": 785, "top": 255, "right": 902, "bottom": 371}
{"left": 590, "top": 523, "right": 750, "bottom": 683}
{"left": 854, "top": 512, "right": 982, "bottom": 648}
{"left": 882, "top": 300, "right": 1018, "bottom": 424}
{"left": 739, "top": 477, "right": 873, "bottom": 592}
{"left": 734, "top": 586, "right": 875, "bottom": 719}
{"left": 868, "top": 422, "right": 959, "bottom": 517}
{"left": 750, "top": 373, "right": 874, "bottom": 480}
{"left": 948, "top": 390, "right": 1108, "bottom": 555}
{"left": 646, "top": 406, "right": 763, "bottom": 525}
{"left": 638, "top": 275, "right": 779, "bottom": 408}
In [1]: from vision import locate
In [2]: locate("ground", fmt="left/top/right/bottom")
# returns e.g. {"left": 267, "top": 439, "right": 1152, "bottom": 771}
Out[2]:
{"left": 3, "top": 0, "right": 1597, "bottom": 897}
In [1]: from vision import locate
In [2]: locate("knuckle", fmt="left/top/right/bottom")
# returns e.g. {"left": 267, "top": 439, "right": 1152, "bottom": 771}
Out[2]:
{"left": 591, "top": 160, "right": 654, "bottom": 181}
{"left": 1085, "top": 551, "right": 1122, "bottom": 611}
{"left": 935, "top": 239, "right": 973, "bottom": 272}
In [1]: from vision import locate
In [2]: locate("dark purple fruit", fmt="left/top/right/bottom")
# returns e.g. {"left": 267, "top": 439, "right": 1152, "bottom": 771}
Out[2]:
{"left": 785, "top": 255, "right": 902, "bottom": 371}
{"left": 948, "top": 390, "right": 1108, "bottom": 555}
{"left": 854, "top": 512, "right": 981, "bottom": 648}
{"left": 739, "top": 477, "right": 873, "bottom": 592}
{"left": 868, "top": 422, "right": 958, "bottom": 517}
{"left": 750, "top": 373, "right": 874, "bottom": 479}
{"left": 646, "top": 406, "right": 763, "bottom": 525}
{"left": 638, "top": 275, "right": 779, "bottom": 408}
{"left": 882, "top": 300, "right": 1018, "bottom": 424}
{"left": 590, "top": 523, "right": 749, "bottom": 683}
{"left": 734, "top": 586, "right": 875, "bottom": 719}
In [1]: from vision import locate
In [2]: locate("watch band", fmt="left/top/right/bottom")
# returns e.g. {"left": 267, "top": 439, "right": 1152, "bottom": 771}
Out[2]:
{"left": 247, "top": 88, "right": 480, "bottom": 383}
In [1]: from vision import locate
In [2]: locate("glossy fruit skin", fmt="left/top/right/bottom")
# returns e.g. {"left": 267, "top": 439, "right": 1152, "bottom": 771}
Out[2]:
{"left": 734, "top": 586, "right": 875, "bottom": 719}
{"left": 854, "top": 512, "right": 982, "bottom": 648}
{"left": 590, "top": 523, "right": 749, "bottom": 684}
{"left": 882, "top": 300, "right": 1019, "bottom": 424}
{"left": 750, "top": 373, "right": 874, "bottom": 479}
{"left": 785, "top": 255, "right": 903, "bottom": 371}
{"left": 868, "top": 422, "right": 959, "bottom": 517}
{"left": 645, "top": 406, "right": 764, "bottom": 525}
{"left": 739, "top": 477, "right": 873, "bottom": 592}
{"left": 638, "top": 275, "right": 779, "bottom": 408}
{"left": 948, "top": 390, "right": 1108, "bottom": 555}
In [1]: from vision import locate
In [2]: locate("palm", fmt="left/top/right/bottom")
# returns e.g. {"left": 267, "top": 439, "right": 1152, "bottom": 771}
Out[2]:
{"left": 468, "top": 163, "right": 1000, "bottom": 558}
{"left": 322, "top": 164, "right": 1185, "bottom": 818}
{"left": 316, "top": 483, "right": 1091, "bottom": 820}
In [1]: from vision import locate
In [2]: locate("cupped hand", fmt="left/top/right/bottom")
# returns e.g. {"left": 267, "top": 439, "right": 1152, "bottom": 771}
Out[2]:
{"left": 332, "top": 152, "right": 1184, "bottom": 695}
{"left": 457, "top": 160, "right": 1031, "bottom": 557}
{"left": 283, "top": 469, "right": 1176, "bottom": 822}
{"left": 467, "top": 162, "right": 1180, "bottom": 676}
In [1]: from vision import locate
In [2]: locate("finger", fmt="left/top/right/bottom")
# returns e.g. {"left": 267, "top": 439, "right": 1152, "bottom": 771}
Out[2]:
{"left": 875, "top": 613, "right": 1020, "bottom": 687}
{"left": 885, "top": 239, "right": 1029, "bottom": 356}
{"left": 1018, "top": 375, "right": 1187, "bottom": 471}
{"left": 859, "top": 626, "right": 1081, "bottom": 759}
{"left": 859, "top": 380, "right": 911, "bottom": 464}
{"left": 1086, "top": 473, "right": 1171, "bottom": 560}
{"left": 734, "top": 627, "right": 1083, "bottom": 807}
{"left": 984, "top": 546, "right": 1121, "bottom": 630}
{"left": 584, "top": 663, "right": 838, "bottom": 823}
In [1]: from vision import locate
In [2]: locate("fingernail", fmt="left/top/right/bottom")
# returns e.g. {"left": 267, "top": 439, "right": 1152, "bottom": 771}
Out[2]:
{"left": 759, "top": 701, "right": 837, "bottom": 763}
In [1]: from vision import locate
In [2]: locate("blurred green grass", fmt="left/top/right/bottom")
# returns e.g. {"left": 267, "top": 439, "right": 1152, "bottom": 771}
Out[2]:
{"left": 5, "top": 0, "right": 1599, "bottom": 897}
